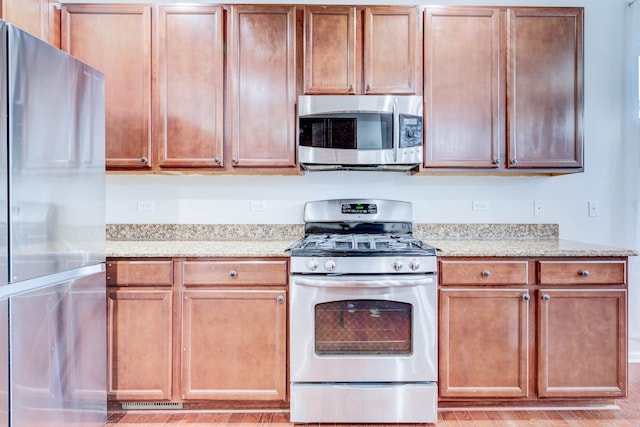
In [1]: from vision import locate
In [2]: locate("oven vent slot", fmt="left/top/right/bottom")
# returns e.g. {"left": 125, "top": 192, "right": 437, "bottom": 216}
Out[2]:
{"left": 121, "top": 402, "right": 183, "bottom": 410}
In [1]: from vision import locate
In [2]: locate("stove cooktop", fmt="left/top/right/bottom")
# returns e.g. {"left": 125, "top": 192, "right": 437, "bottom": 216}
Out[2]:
{"left": 290, "top": 233, "right": 436, "bottom": 256}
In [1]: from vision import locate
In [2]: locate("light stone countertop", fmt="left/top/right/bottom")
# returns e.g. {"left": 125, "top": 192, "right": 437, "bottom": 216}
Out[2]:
{"left": 424, "top": 238, "right": 637, "bottom": 258}
{"left": 106, "top": 238, "right": 636, "bottom": 258}
{"left": 105, "top": 223, "right": 637, "bottom": 258}
{"left": 106, "top": 239, "right": 298, "bottom": 258}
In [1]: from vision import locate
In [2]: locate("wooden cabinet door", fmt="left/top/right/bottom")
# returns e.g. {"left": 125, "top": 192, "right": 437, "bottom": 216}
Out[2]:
{"left": 537, "top": 289, "right": 627, "bottom": 398}
{"left": 507, "top": 8, "right": 583, "bottom": 169}
{"left": 155, "top": 5, "right": 224, "bottom": 169}
{"left": 107, "top": 288, "right": 173, "bottom": 401}
{"left": 423, "top": 7, "right": 502, "bottom": 168}
{"left": 304, "top": 6, "right": 358, "bottom": 94}
{"left": 364, "top": 7, "right": 419, "bottom": 95}
{"left": 439, "top": 288, "right": 530, "bottom": 398}
{"left": 228, "top": 5, "right": 297, "bottom": 170}
{"left": 61, "top": 5, "right": 152, "bottom": 169}
{"left": 1, "top": 0, "right": 59, "bottom": 47}
{"left": 181, "top": 289, "right": 286, "bottom": 401}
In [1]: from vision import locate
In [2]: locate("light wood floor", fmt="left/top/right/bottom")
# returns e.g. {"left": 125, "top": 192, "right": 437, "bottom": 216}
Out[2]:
{"left": 106, "top": 364, "right": 640, "bottom": 426}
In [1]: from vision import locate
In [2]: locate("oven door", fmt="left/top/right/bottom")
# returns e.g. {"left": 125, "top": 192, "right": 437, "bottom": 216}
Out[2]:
{"left": 290, "top": 274, "right": 437, "bottom": 383}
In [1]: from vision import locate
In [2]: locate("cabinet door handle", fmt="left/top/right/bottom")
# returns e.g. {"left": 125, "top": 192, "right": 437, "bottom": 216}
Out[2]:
{"left": 277, "top": 295, "right": 285, "bottom": 303}
{"left": 231, "top": 158, "right": 238, "bottom": 164}
{"left": 214, "top": 157, "right": 221, "bottom": 163}
{"left": 580, "top": 270, "right": 590, "bottom": 277}
{"left": 542, "top": 294, "right": 551, "bottom": 301}
{"left": 229, "top": 270, "right": 237, "bottom": 278}
{"left": 140, "top": 156, "right": 148, "bottom": 164}
{"left": 494, "top": 158, "right": 500, "bottom": 164}
{"left": 348, "top": 84, "right": 354, "bottom": 91}
{"left": 482, "top": 270, "right": 490, "bottom": 277}
{"left": 366, "top": 84, "right": 372, "bottom": 91}
{"left": 522, "top": 294, "right": 530, "bottom": 301}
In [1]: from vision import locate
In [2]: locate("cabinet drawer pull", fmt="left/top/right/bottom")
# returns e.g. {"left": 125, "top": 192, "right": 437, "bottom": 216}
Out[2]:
{"left": 542, "top": 294, "right": 551, "bottom": 301}
{"left": 522, "top": 294, "right": 530, "bottom": 301}
{"left": 481, "top": 270, "right": 490, "bottom": 277}
{"left": 229, "top": 270, "right": 237, "bottom": 278}
{"left": 580, "top": 270, "right": 590, "bottom": 277}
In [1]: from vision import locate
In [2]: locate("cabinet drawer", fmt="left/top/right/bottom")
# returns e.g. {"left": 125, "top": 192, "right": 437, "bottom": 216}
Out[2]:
{"left": 538, "top": 261, "right": 626, "bottom": 285}
{"left": 106, "top": 260, "right": 173, "bottom": 287}
{"left": 183, "top": 260, "right": 288, "bottom": 286}
{"left": 440, "top": 260, "right": 529, "bottom": 285}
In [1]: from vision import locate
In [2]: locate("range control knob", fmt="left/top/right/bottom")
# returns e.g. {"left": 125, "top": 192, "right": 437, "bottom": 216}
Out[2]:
{"left": 324, "top": 260, "right": 336, "bottom": 272}
{"left": 306, "top": 259, "right": 318, "bottom": 272}
{"left": 409, "top": 259, "right": 420, "bottom": 271}
{"left": 393, "top": 259, "right": 404, "bottom": 271}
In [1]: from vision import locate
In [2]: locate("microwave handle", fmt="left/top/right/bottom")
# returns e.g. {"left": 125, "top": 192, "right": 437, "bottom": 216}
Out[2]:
{"left": 393, "top": 98, "right": 399, "bottom": 162}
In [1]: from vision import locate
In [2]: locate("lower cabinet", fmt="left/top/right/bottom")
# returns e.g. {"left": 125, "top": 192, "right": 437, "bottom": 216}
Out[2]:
{"left": 181, "top": 289, "right": 287, "bottom": 400}
{"left": 106, "top": 260, "right": 174, "bottom": 402}
{"left": 538, "top": 288, "right": 627, "bottom": 398}
{"left": 106, "top": 257, "right": 288, "bottom": 406}
{"left": 439, "top": 288, "right": 530, "bottom": 398}
{"left": 439, "top": 258, "right": 628, "bottom": 405}
{"left": 107, "top": 288, "right": 173, "bottom": 401}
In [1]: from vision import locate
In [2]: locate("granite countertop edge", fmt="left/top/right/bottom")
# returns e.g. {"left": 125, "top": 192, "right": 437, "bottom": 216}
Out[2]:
{"left": 106, "top": 238, "right": 637, "bottom": 259}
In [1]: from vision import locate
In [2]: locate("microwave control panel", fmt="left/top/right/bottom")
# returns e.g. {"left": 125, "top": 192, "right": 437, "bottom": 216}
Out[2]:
{"left": 399, "top": 115, "right": 423, "bottom": 148}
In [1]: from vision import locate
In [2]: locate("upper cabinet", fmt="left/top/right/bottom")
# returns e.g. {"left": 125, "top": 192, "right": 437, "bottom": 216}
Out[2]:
{"left": 61, "top": 4, "right": 152, "bottom": 169}
{"left": 227, "top": 5, "right": 297, "bottom": 170}
{"left": 423, "top": 6, "right": 583, "bottom": 173}
{"left": 154, "top": 5, "right": 224, "bottom": 170}
{"left": 1, "top": 0, "right": 60, "bottom": 47}
{"left": 424, "top": 7, "right": 502, "bottom": 168}
{"left": 303, "top": 6, "right": 421, "bottom": 95}
{"left": 507, "top": 8, "right": 583, "bottom": 169}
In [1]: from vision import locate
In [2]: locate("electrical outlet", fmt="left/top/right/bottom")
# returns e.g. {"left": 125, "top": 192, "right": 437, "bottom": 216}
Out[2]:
{"left": 534, "top": 200, "right": 544, "bottom": 217}
{"left": 137, "top": 200, "right": 155, "bottom": 212}
{"left": 588, "top": 201, "right": 600, "bottom": 217}
{"left": 472, "top": 200, "right": 489, "bottom": 211}
{"left": 250, "top": 200, "right": 268, "bottom": 211}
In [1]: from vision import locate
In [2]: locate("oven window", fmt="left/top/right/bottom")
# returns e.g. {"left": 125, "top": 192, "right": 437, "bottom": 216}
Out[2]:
{"left": 314, "top": 300, "right": 412, "bottom": 355}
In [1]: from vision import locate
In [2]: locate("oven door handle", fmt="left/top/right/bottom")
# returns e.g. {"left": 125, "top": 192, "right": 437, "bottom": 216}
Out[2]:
{"left": 293, "top": 277, "right": 435, "bottom": 288}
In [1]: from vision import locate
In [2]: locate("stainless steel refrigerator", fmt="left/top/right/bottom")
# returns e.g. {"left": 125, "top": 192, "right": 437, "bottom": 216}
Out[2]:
{"left": 0, "top": 20, "right": 106, "bottom": 426}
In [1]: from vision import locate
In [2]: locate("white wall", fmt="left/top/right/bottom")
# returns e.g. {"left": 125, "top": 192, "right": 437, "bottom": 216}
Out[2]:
{"left": 103, "top": 0, "right": 640, "bottom": 359}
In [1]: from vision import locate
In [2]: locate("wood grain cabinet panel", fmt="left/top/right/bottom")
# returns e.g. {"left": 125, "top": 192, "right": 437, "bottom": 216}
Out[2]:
{"left": 107, "top": 288, "right": 173, "bottom": 401}
{"left": 155, "top": 5, "right": 224, "bottom": 169}
{"left": 537, "top": 289, "right": 627, "bottom": 397}
{"left": 61, "top": 4, "right": 152, "bottom": 169}
{"left": 182, "top": 260, "right": 288, "bottom": 287}
{"left": 181, "top": 289, "right": 287, "bottom": 401}
{"left": 228, "top": 5, "right": 297, "bottom": 170}
{"left": 1, "top": 0, "right": 59, "bottom": 47}
{"left": 106, "top": 260, "right": 173, "bottom": 287}
{"left": 304, "top": 6, "right": 420, "bottom": 95}
{"left": 423, "top": 7, "right": 501, "bottom": 168}
{"left": 439, "top": 288, "right": 530, "bottom": 398}
{"left": 303, "top": 6, "right": 357, "bottom": 94}
{"left": 507, "top": 8, "right": 583, "bottom": 169}
{"left": 538, "top": 260, "right": 626, "bottom": 285}
{"left": 440, "top": 260, "right": 529, "bottom": 285}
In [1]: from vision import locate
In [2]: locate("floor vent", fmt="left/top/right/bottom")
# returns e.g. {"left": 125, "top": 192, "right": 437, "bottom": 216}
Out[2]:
{"left": 121, "top": 402, "right": 183, "bottom": 410}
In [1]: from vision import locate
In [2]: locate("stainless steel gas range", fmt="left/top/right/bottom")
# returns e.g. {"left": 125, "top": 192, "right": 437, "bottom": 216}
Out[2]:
{"left": 288, "top": 199, "right": 438, "bottom": 424}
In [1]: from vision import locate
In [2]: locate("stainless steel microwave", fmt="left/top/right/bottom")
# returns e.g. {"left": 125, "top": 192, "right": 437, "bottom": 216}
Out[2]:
{"left": 297, "top": 95, "right": 423, "bottom": 172}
